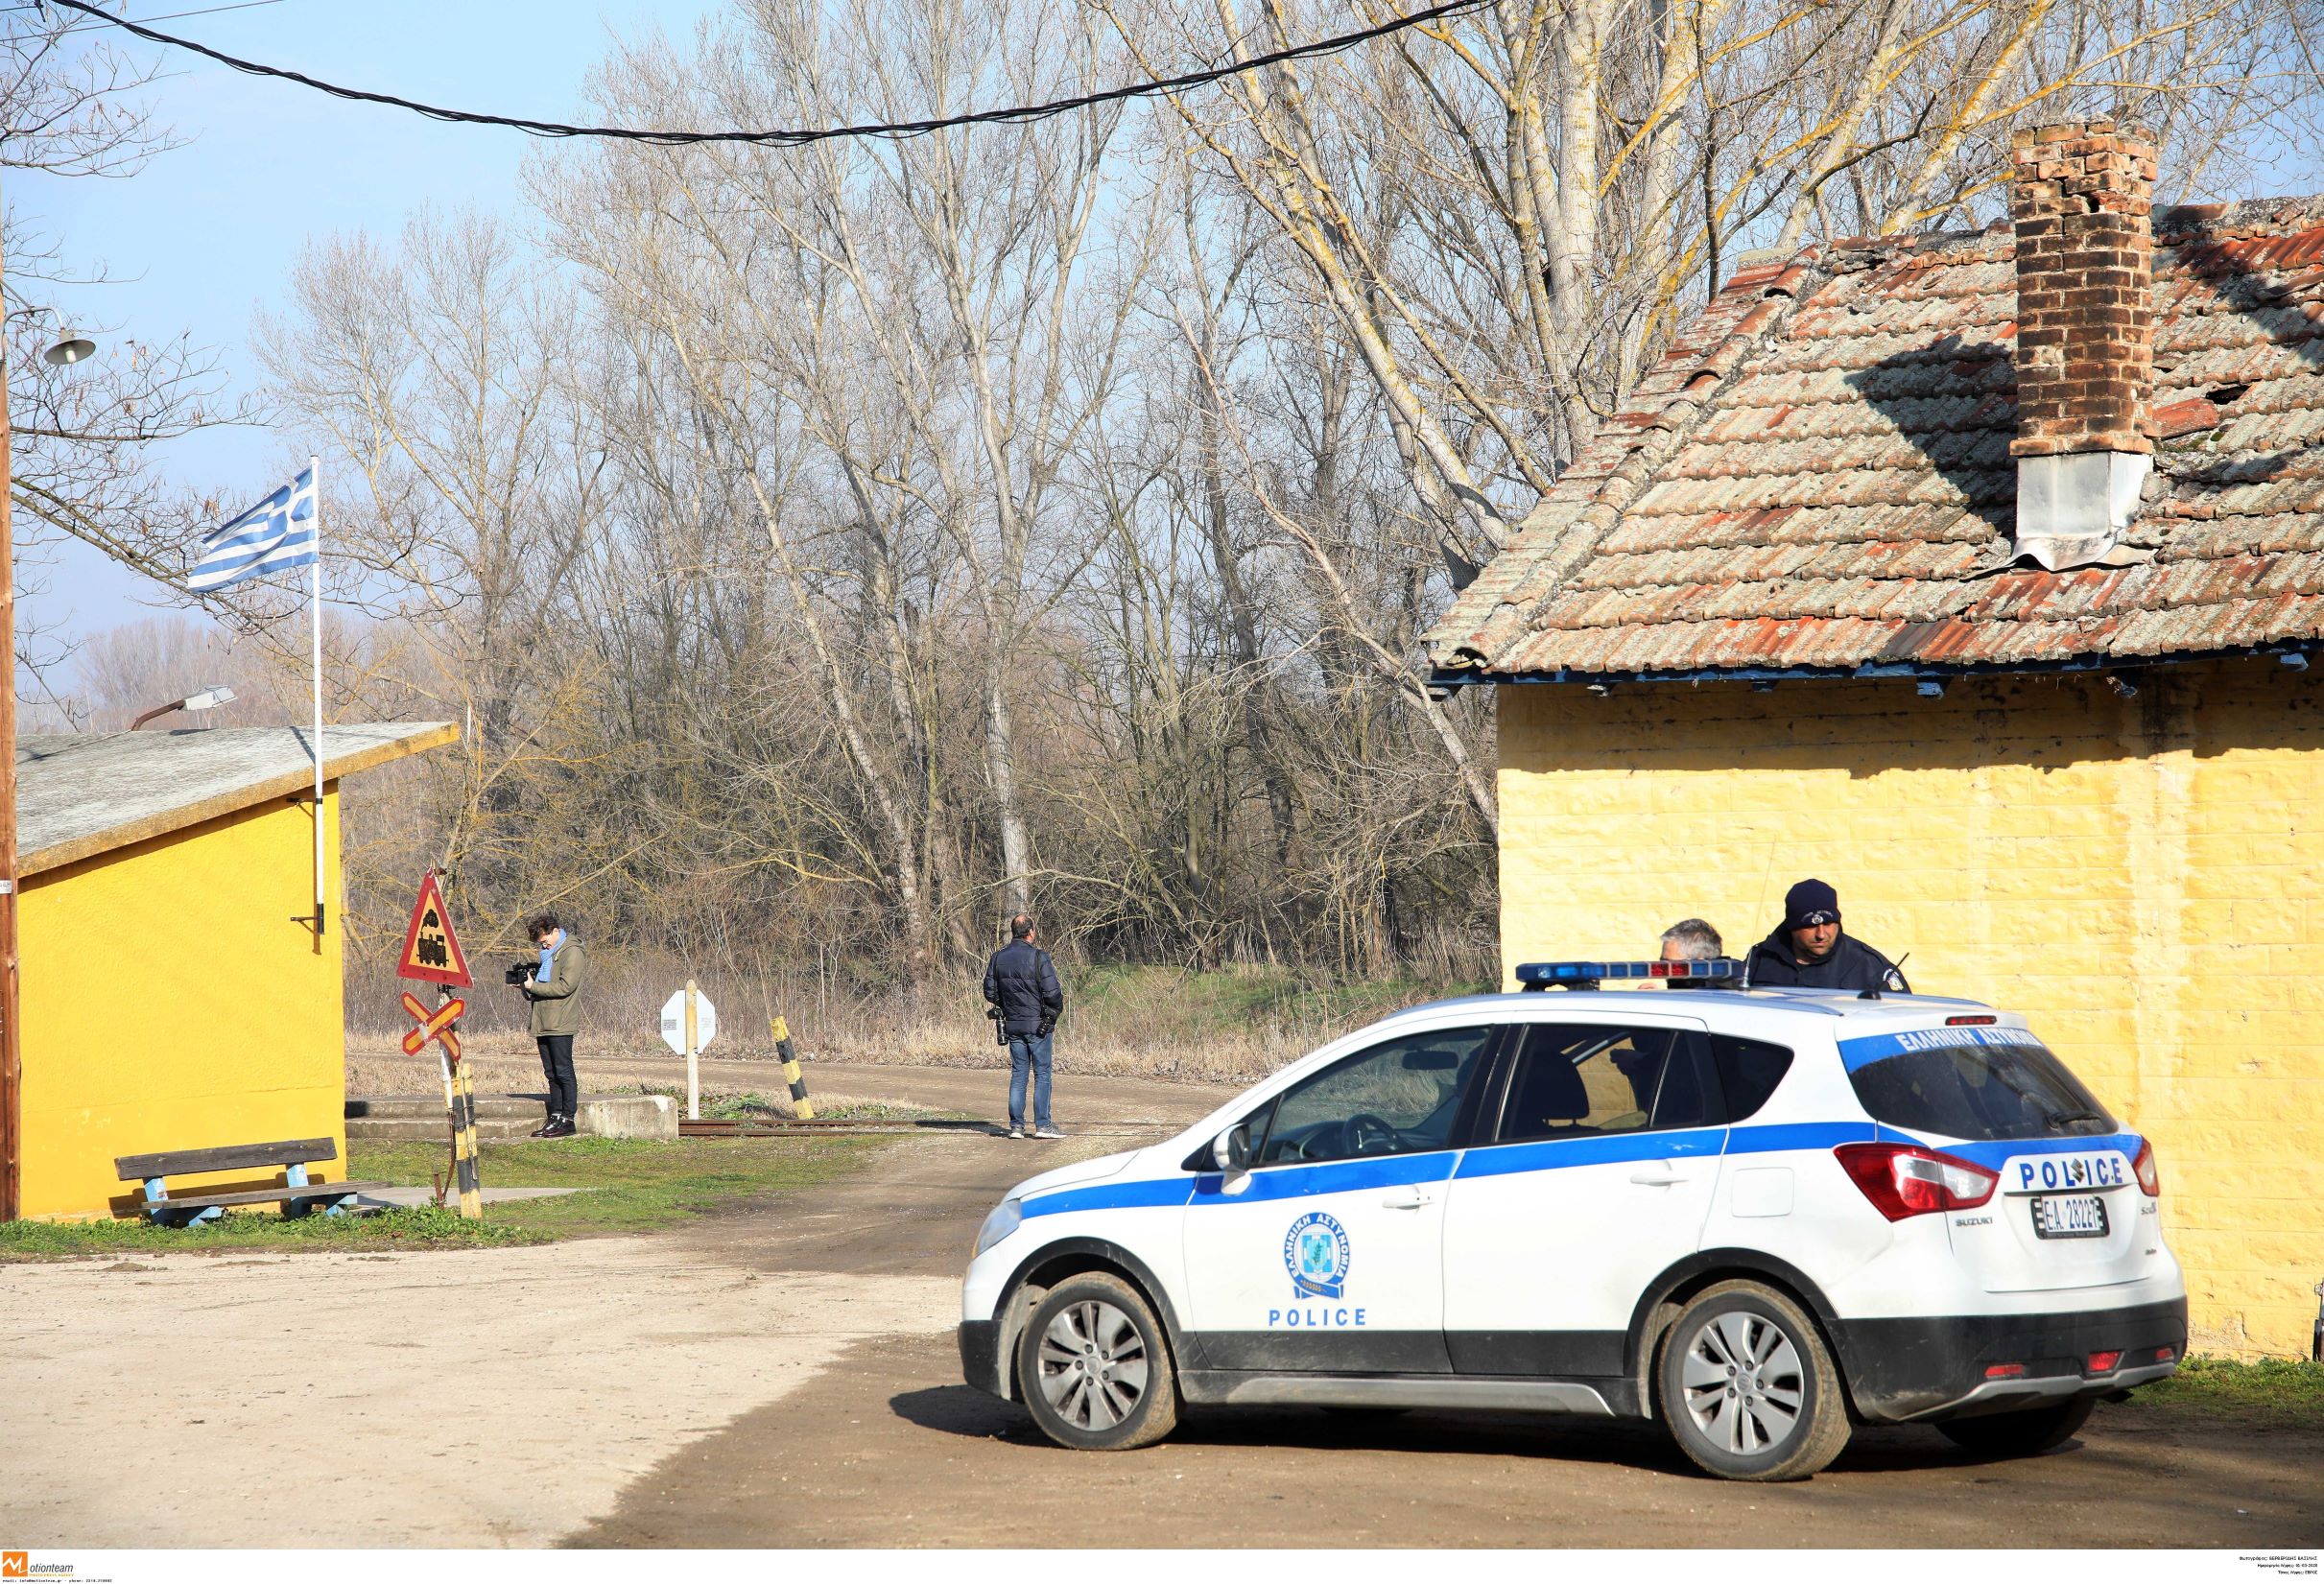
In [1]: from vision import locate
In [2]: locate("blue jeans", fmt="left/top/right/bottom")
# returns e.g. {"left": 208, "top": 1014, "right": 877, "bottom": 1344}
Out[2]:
{"left": 1008, "top": 1032, "right": 1055, "bottom": 1130}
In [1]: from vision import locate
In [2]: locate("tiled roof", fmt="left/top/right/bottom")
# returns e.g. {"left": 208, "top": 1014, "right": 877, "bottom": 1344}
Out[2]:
{"left": 1425, "top": 198, "right": 2324, "bottom": 678}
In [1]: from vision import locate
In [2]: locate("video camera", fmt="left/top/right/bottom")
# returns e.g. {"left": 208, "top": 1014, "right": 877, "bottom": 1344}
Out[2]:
{"left": 505, "top": 961, "right": 535, "bottom": 987}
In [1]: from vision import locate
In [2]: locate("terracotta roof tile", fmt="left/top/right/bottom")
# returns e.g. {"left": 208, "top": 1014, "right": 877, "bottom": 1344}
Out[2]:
{"left": 1426, "top": 197, "right": 2324, "bottom": 677}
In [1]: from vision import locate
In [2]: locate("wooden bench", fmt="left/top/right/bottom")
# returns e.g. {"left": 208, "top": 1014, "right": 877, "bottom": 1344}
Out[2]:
{"left": 114, "top": 1138, "right": 389, "bottom": 1226}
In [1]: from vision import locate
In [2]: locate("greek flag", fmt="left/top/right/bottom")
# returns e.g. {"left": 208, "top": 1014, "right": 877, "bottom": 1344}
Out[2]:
{"left": 188, "top": 465, "right": 319, "bottom": 592}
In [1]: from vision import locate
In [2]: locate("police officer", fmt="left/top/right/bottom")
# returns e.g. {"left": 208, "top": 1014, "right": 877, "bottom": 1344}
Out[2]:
{"left": 1744, "top": 879, "right": 1908, "bottom": 993}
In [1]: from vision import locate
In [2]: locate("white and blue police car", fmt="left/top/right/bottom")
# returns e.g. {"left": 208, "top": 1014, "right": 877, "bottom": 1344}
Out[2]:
{"left": 960, "top": 959, "right": 2186, "bottom": 1480}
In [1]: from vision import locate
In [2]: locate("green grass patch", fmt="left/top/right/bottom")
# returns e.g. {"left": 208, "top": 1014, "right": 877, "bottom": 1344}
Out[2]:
{"left": 348, "top": 1134, "right": 879, "bottom": 1239}
{"left": 1, "top": 1135, "right": 883, "bottom": 1262}
{"left": 2134, "top": 1356, "right": 2324, "bottom": 1428}
{"left": 0, "top": 1203, "right": 537, "bottom": 1261}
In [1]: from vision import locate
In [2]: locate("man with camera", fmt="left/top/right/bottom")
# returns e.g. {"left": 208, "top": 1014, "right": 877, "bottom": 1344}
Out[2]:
{"left": 512, "top": 912, "right": 587, "bottom": 1139}
{"left": 982, "top": 912, "right": 1064, "bottom": 1141}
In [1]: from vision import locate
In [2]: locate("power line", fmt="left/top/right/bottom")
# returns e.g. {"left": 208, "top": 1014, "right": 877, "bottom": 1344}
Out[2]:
{"left": 39, "top": 0, "right": 1492, "bottom": 146}
{"left": 12, "top": 0, "right": 290, "bottom": 34}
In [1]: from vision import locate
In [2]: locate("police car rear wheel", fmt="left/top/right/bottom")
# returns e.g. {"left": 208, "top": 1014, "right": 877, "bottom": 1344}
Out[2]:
{"left": 1935, "top": 1397, "right": 2094, "bottom": 1459}
{"left": 1017, "top": 1273, "right": 1179, "bottom": 1452}
{"left": 1656, "top": 1281, "right": 1850, "bottom": 1481}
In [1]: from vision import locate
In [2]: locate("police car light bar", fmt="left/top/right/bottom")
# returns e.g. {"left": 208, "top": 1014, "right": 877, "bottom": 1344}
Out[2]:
{"left": 1514, "top": 958, "right": 1744, "bottom": 992}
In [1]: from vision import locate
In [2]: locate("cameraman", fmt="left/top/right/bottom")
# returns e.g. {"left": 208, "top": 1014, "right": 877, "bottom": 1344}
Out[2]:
{"left": 982, "top": 913, "right": 1063, "bottom": 1141}
{"left": 515, "top": 912, "right": 587, "bottom": 1139}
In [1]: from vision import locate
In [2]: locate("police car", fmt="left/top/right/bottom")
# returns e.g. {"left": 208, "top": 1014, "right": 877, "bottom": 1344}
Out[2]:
{"left": 960, "top": 959, "right": 2186, "bottom": 1480}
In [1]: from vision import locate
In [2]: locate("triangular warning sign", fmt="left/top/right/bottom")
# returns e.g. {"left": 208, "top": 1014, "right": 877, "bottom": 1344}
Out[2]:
{"left": 397, "top": 870, "right": 473, "bottom": 987}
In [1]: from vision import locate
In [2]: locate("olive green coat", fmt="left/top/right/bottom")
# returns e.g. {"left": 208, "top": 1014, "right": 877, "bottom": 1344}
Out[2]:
{"left": 527, "top": 936, "right": 587, "bottom": 1038}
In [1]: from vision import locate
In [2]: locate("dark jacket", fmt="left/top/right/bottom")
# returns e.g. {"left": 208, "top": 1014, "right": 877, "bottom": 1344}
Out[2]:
{"left": 983, "top": 939, "right": 1064, "bottom": 1037}
{"left": 1744, "top": 927, "right": 1908, "bottom": 994}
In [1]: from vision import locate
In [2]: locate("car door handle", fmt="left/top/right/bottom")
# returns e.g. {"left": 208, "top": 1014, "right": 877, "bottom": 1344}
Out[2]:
{"left": 1628, "top": 1169, "right": 1687, "bottom": 1187}
{"left": 1381, "top": 1186, "right": 1435, "bottom": 1210}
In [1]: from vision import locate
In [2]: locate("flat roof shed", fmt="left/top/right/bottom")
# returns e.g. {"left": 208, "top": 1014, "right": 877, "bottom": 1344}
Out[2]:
{"left": 5, "top": 721, "right": 456, "bottom": 1219}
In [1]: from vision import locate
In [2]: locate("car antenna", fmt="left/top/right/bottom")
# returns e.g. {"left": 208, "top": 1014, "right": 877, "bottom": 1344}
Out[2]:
{"left": 1858, "top": 951, "right": 1910, "bottom": 1001}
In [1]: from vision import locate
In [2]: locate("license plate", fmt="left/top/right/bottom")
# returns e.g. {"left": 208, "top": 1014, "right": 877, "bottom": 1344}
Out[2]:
{"left": 2031, "top": 1194, "right": 2108, "bottom": 1240}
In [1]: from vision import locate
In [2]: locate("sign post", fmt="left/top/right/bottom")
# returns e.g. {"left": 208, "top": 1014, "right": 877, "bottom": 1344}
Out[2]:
{"left": 660, "top": 982, "right": 717, "bottom": 1121}
{"left": 398, "top": 871, "right": 478, "bottom": 1218}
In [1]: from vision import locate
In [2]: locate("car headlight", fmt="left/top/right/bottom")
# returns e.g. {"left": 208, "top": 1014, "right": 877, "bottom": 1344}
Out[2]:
{"left": 974, "top": 1197, "right": 1023, "bottom": 1257}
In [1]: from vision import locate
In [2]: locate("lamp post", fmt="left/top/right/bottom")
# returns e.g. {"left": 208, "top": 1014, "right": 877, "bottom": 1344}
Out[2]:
{"left": 1, "top": 266, "right": 98, "bottom": 1222}
{"left": 130, "top": 685, "right": 237, "bottom": 731}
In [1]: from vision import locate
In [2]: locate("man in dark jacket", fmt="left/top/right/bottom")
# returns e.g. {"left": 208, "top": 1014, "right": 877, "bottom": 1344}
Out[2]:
{"left": 983, "top": 913, "right": 1065, "bottom": 1140}
{"left": 1744, "top": 879, "right": 1909, "bottom": 994}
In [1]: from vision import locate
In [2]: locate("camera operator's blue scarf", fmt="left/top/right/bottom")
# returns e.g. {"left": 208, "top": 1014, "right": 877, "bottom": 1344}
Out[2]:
{"left": 537, "top": 930, "right": 567, "bottom": 983}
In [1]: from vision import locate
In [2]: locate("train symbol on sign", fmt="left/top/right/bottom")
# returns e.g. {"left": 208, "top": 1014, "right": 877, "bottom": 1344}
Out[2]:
{"left": 396, "top": 871, "right": 472, "bottom": 988}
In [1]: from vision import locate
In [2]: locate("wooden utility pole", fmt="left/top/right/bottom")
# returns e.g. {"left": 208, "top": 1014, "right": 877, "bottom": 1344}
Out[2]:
{"left": 1, "top": 225, "right": 21, "bottom": 1224}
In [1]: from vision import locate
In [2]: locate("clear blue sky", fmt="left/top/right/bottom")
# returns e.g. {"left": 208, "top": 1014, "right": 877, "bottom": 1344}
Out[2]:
{"left": 15, "top": 0, "right": 711, "bottom": 644}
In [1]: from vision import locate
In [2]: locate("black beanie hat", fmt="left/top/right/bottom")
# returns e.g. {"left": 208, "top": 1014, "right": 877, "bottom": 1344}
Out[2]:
{"left": 1784, "top": 878, "right": 1841, "bottom": 931}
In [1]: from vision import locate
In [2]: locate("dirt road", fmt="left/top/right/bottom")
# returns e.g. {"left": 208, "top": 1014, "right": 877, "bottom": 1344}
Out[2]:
{"left": 348, "top": 1050, "right": 1239, "bottom": 1127}
{"left": 575, "top": 1114, "right": 2324, "bottom": 1550}
{"left": 10, "top": 1062, "right": 2318, "bottom": 1549}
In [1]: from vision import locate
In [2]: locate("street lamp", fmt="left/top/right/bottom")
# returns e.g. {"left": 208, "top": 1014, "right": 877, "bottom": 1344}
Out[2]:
{"left": 2, "top": 307, "right": 101, "bottom": 1221}
{"left": 130, "top": 685, "right": 238, "bottom": 731}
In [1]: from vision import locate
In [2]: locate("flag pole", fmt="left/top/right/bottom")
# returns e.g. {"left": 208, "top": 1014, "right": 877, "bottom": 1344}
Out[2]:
{"left": 310, "top": 454, "right": 325, "bottom": 937}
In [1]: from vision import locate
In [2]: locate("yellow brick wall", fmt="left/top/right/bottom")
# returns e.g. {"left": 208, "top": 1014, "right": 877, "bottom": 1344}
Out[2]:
{"left": 1497, "top": 662, "right": 2323, "bottom": 1359}
{"left": 17, "top": 789, "right": 347, "bottom": 1219}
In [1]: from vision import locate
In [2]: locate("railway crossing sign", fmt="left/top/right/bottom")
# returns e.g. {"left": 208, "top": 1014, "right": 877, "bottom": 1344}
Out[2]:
{"left": 397, "top": 870, "right": 472, "bottom": 987}
{"left": 400, "top": 991, "right": 464, "bottom": 1063}
{"left": 660, "top": 986, "right": 718, "bottom": 1054}
{"left": 662, "top": 982, "right": 716, "bottom": 1121}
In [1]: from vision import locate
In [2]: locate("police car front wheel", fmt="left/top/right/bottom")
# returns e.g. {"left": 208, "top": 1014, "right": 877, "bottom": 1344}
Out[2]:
{"left": 1656, "top": 1281, "right": 1851, "bottom": 1481}
{"left": 1017, "top": 1272, "right": 1179, "bottom": 1452}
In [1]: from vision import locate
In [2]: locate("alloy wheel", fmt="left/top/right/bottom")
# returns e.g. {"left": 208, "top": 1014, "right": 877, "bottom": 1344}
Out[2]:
{"left": 1033, "top": 1297, "right": 1151, "bottom": 1431}
{"left": 1678, "top": 1308, "right": 1806, "bottom": 1455}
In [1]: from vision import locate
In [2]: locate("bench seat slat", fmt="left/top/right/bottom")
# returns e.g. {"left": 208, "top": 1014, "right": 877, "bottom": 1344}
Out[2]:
{"left": 130, "top": 1180, "right": 391, "bottom": 1212}
{"left": 115, "top": 1138, "right": 339, "bottom": 1181}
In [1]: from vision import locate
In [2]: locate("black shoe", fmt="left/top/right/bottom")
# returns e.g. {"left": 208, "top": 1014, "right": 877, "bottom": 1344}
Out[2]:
{"left": 528, "top": 1119, "right": 557, "bottom": 1138}
{"left": 541, "top": 1116, "right": 577, "bottom": 1139}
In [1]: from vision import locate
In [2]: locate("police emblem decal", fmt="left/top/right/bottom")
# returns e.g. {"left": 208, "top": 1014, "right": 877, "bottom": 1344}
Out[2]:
{"left": 1283, "top": 1211, "right": 1351, "bottom": 1300}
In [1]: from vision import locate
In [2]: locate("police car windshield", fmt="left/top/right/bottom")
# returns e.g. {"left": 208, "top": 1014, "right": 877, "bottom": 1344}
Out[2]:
{"left": 1845, "top": 1029, "right": 2117, "bottom": 1143}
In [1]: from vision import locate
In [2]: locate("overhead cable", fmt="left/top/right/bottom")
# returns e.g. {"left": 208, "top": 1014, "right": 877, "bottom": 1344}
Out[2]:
{"left": 40, "top": 0, "right": 1493, "bottom": 145}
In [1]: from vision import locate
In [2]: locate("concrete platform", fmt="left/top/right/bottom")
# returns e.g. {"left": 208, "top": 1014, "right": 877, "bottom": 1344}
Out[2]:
{"left": 346, "top": 1093, "right": 677, "bottom": 1142}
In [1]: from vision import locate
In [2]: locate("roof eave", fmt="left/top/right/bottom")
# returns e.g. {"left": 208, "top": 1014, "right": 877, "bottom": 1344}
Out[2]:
{"left": 20, "top": 721, "right": 461, "bottom": 878}
{"left": 1428, "top": 639, "right": 2319, "bottom": 690}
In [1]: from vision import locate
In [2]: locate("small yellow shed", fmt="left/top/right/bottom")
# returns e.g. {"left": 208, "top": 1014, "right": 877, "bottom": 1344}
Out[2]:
{"left": 6, "top": 721, "right": 455, "bottom": 1219}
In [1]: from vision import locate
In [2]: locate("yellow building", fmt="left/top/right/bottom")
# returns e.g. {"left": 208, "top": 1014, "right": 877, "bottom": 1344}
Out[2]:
{"left": 6, "top": 721, "right": 455, "bottom": 1220}
{"left": 1426, "top": 128, "right": 2324, "bottom": 1357}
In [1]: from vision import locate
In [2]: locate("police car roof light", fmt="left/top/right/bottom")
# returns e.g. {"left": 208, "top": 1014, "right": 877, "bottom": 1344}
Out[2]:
{"left": 1946, "top": 1015, "right": 1996, "bottom": 1026}
{"left": 1513, "top": 958, "right": 1744, "bottom": 992}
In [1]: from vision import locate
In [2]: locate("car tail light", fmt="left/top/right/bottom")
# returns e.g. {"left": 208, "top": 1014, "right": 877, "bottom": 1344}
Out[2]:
{"left": 1985, "top": 1363, "right": 2026, "bottom": 1379}
{"left": 2087, "top": 1350, "right": 2122, "bottom": 1374}
{"left": 2156, "top": 1346, "right": 2176, "bottom": 1363}
{"left": 1835, "top": 1143, "right": 2001, "bottom": 1221}
{"left": 2132, "top": 1137, "right": 2161, "bottom": 1196}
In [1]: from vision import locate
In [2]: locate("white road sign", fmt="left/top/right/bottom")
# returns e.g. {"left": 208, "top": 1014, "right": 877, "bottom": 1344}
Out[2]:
{"left": 659, "top": 986, "right": 718, "bottom": 1054}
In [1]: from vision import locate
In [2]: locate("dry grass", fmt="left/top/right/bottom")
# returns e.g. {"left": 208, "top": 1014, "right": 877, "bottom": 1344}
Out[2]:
{"left": 348, "top": 959, "right": 1485, "bottom": 1089}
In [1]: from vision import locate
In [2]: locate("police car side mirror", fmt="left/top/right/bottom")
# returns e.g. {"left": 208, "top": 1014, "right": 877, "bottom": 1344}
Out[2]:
{"left": 1211, "top": 1124, "right": 1250, "bottom": 1173}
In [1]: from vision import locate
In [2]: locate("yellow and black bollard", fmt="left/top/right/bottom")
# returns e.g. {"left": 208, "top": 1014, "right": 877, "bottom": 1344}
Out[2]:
{"left": 454, "top": 1055, "right": 483, "bottom": 1219}
{"left": 772, "top": 1015, "right": 814, "bottom": 1120}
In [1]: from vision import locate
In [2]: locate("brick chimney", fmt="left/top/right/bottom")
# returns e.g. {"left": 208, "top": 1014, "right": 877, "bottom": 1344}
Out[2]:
{"left": 2007, "top": 119, "right": 2157, "bottom": 570}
